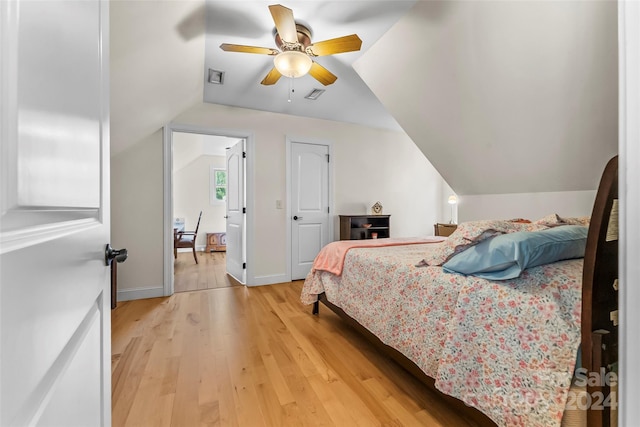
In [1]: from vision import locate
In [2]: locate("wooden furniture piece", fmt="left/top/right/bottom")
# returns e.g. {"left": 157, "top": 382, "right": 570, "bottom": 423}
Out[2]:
{"left": 339, "top": 214, "right": 390, "bottom": 240}
{"left": 312, "top": 156, "right": 618, "bottom": 427}
{"left": 206, "top": 232, "right": 227, "bottom": 252}
{"left": 582, "top": 155, "right": 618, "bottom": 427}
{"left": 434, "top": 223, "right": 457, "bottom": 237}
{"left": 174, "top": 211, "right": 202, "bottom": 264}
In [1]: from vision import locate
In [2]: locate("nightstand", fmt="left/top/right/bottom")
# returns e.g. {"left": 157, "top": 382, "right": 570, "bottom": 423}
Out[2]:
{"left": 434, "top": 223, "right": 457, "bottom": 237}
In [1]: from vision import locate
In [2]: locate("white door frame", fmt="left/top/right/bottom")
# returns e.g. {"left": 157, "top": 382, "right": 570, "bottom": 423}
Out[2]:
{"left": 163, "top": 124, "right": 254, "bottom": 294}
{"left": 285, "top": 136, "right": 334, "bottom": 281}
{"left": 619, "top": 1, "right": 640, "bottom": 422}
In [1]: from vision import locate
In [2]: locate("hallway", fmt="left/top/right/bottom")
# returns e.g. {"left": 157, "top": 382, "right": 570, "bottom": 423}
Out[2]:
{"left": 174, "top": 251, "right": 240, "bottom": 293}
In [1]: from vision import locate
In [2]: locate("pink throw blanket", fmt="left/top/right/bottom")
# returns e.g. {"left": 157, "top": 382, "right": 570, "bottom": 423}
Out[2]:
{"left": 311, "top": 237, "right": 445, "bottom": 276}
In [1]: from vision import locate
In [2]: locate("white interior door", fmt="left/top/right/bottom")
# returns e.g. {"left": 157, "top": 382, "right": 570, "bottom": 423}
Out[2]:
{"left": 226, "top": 140, "right": 245, "bottom": 282}
{"left": 0, "top": 0, "right": 110, "bottom": 426}
{"left": 291, "top": 142, "right": 331, "bottom": 280}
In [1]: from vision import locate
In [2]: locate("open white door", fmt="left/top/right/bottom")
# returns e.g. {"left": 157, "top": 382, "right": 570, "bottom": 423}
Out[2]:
{"left": 291, "top": 142, "right": 331, "bottom": 280}
{"left": 226, "top": 140, "right": 245, "bottom": 282}
{"left": 0, "top": 1, "right": 111, "bottom": 425}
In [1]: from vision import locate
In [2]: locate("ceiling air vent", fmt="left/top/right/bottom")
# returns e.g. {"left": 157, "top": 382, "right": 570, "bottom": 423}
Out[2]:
{"left": 304, "top": 88, "right": 325, "bottom": 100}
{"left": 208, "top": 69, "right": 225, "bottom": 84}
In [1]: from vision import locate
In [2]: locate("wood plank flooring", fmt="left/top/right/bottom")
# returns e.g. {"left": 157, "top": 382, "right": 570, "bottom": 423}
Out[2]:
{"left": 174, "top": 251, "right": 239, "bottom": 293}
{"left": 111, "top": 281, "right": 479, "bottom": 426}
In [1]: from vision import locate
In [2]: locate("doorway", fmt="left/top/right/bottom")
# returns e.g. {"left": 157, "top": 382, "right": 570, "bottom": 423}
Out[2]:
{"left": 287, "top": 138, "right": 333, "bottom": 280}
{"left": 163, "top": 125, "right": 252, "bottom": 295}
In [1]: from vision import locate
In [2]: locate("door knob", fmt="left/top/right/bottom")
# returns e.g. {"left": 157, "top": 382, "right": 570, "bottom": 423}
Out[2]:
{"left": 105, "top": 244, "right": 128, "bottom": 266}
{"left": 293, "top": 215, "right": 303, "bottom": 220}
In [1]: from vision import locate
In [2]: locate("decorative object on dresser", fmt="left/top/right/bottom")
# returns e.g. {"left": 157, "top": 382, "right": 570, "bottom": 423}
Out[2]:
{"left": 340, "top": 214, "right": 390, "bottom": 240}
{"left": 434, "top": 223, "right": 458, "bottom": 237}
{"left": 371, "top": 201, "right": 383, "bottom": 215}
{"left": 206, "top": 232, "right": 227, "bottom": 252}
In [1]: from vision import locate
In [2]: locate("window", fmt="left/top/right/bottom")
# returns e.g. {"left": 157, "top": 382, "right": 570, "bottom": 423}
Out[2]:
{"left": 210, "top": 167, "right": 227, "bottom": 204}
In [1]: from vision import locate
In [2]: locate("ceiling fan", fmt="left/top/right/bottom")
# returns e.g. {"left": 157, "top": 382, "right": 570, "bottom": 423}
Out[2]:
{"left": 220, "top": 4, "right": 362, "bottom": 86}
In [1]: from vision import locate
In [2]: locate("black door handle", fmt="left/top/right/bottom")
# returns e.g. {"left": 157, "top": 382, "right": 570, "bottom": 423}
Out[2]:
{"left": 105, "top": 244, "right": 128, "bottom": 266}
{"left": 293, "top": 215, "right": 303, "bottom": 220}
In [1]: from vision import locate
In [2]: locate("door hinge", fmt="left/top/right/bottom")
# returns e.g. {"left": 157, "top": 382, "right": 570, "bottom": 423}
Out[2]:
{"left": 326, "top": 154, "right": 330, "bottom": 163}
{"left": 242, "top": 151, "right": 246, "bottom": 158}
{"left": 327, "top": 207, "right": 330, "bottom": 213}
{"left": 243, "top": 262, "right": 247, "bottom": 269}
{"left": 243, "top": 207, "right": 246, "bottom": 214}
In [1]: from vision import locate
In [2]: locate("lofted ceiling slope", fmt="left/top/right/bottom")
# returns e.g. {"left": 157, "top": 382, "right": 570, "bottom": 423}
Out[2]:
{"left": 111, "top": 1, "right": 618, "bottom": 198}
{"left": 110, "top": 0, "right": 206, "bottom": 156}
{"left": 110, "top": 1, "right": 416, "bottom": 156}
{"left": 354, "top": 1, "right": 618, "bottom": 196}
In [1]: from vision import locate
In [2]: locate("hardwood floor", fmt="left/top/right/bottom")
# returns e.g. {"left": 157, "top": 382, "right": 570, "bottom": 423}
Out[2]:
{"left": 174, "top": 251, "right": 240, "bottom": 293}
{"left": 111, "top": 281, "right": 478, "bottom": 426}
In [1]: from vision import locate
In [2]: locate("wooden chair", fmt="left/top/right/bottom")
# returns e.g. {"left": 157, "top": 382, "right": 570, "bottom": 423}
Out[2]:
{"left": 434, "top": 223, "right": 457, "bottom": 237}
{"left": 174, "top": 211, "right": 202, "bottom": 264}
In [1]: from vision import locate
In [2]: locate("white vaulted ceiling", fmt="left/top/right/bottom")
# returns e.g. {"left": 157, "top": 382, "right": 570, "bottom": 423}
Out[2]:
{"left": 110, "top": 0, "right": 206, "bottom": 156}
{"left": 110, "top": 0, "right": 618, "bottom": 196}
{"left": 199, "top": 1, "right": 416, "bottom": 130}
{"left": 353, "top": 1, "right": 618, "bottom": 195}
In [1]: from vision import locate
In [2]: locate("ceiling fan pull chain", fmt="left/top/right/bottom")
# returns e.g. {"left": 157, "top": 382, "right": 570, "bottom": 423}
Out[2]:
{"left": 288, "top": 77, "right": 294, "bottom": 103}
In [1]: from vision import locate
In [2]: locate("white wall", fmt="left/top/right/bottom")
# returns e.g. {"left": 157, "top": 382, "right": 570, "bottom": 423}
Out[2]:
{"left": 458, "top": 190, "right": 597, "bottom": 222}
{"left": 111, "top": 130, "right": 165, "bottom": 300}
{"left": 173, "top": 154, "right": 226, "bottom": 249}
{"left": 354, "top": 0, "right": 618, "bottom": 197}
{"left": 175, "top": 103, "right": 452, "bottom": 282}
{"left": 332, "top": 128, "right": 454, "bottom": 239}
{"left": 111, "top": 102, "right": 451, "bottom": 296}
{"left": 172, "top": 132, "right": 205, "bottom": 172}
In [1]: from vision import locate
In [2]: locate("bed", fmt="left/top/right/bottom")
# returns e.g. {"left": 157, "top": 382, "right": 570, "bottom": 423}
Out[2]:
{"left": 301, "top": 156, "right": 618, "bottom": 427}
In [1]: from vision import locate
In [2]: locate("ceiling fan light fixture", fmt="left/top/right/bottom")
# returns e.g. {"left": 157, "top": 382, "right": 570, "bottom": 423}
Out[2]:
{"left": 273, "top": 51, "right": 312, "bottom": 78}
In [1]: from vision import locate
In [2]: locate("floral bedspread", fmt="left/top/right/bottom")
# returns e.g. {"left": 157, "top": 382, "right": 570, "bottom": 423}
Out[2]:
{"left": 301, "top": 243, "right": 583, "bottom": 427}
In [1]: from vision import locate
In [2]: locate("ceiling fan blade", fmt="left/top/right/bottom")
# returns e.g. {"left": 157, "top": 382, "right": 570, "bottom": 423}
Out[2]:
{"left": 307, "top": 34, "right": 362, "bottom": 56}
{"left": 220, "top": 43, "right": 278, "bottom": 55}
{"left": 269, "top": 4, "right": 297, "bottom": 44}
{"left": 309, "top": 62, "right": 337, "bottom": 86}
{"left": 261, "top": 67, "right": 282, "bottom": 85}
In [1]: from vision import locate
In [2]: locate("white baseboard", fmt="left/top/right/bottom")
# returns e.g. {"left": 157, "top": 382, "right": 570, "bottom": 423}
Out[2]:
{"left": 117, "top": 286, "right": 165, "bottom": 302}
{"left": 248, "top": 273, "right": 290, "bottom": 287}
{"left": 176, "top": 246, "right": 207, "bottom": 253}
{"left": 176, "top": 248, "right": 190, "bottom": 253}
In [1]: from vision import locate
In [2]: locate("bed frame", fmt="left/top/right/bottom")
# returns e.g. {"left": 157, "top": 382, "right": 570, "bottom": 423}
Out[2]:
{"left": 581, "top": 155, "right": 618, "bottom": 427}
{"left": 312, "top": 155, "right": 619, "bottom": 427}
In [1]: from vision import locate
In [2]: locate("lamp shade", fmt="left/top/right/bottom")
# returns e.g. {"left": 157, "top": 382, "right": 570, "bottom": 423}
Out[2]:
{"left": 273, "top": 51, "right": 312, "bottom": 78}
{"left": 448, "top": 195, "right": 458, "bottom": 205}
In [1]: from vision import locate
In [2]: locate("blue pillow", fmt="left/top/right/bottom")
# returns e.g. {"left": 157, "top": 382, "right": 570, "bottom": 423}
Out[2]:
{"left": 442, "top": 225, "right": 588, "bottom": 280}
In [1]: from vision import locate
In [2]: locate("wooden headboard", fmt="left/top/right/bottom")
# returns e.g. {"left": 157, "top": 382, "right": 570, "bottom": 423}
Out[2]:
{"left": 581, "top": 155, "right": 618, "bottom": 427}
